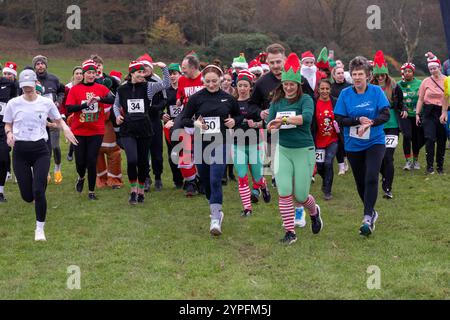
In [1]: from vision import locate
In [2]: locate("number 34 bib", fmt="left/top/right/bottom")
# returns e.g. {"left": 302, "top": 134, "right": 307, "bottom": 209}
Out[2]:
{"left": 127, "top": 99, "right": 145, "bottom": 113}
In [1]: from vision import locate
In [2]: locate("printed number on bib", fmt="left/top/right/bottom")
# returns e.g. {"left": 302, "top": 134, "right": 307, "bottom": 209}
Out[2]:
{"left": 169, "top": 105, "right": 183, "bottom": 118}
{"left": 315, "top": 149, "right": 325, "bottom": 163}
{"left": 276, "top": 111, "right": 296, "bottom": 129}
{"left": 202, "top": 117, "right": 221, "bottom": 134}
{"left": 127, "top": 99, "right": 144, "bottom": 113}
{"left": 81, "top": 100, "right": 99, "bottom": 114}
{"left": 0, "top": 102, "right": 6, "bottom": 116}
{"left": 385, "top": 135, "right": 398, "bottom": 149}
{"left": 349, "top": 125, "right": 370, "bottom": 140}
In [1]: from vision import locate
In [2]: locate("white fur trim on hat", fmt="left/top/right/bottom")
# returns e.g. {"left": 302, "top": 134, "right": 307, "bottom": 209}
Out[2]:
{"left": 3, "top": 67, "right": 17, "bottom": 77}
{"left": 232, "top": 62, "right": 249, "bottom": 69}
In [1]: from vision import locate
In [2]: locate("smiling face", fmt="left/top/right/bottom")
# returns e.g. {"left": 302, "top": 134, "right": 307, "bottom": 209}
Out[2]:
{"left": 267, "top": 52, "right": 286, "bottom": 77}
{"left": 169, "top": 70, "right": 181, "bottom": 85}
{"left": 334, "top": 67, "right": 345, "bottom": 83}
{"left": 375, "top": 73, "right": 387, "bottom": 84}
{"left": 84, "top": 70, "right": 97, "bottom": 83}
{"left": 182, "top": 59, "right": 198, "bottom": 79}
{"left": 204, "top": 72, "right": 221, "bottom": 93}
{"left": 73, "top": 69, "right": 84, "bottom": 84}
{"left": 222, "top": 74, "right": 232, "bottom": 90}
{"left": 131, "top": 70, "right": 146, "bottom": 83}
{"left": 319, "top": 81, "right": 331, "bottom": 100}
{"left": 282, "top": 81, "right": 299, "bottom": 98}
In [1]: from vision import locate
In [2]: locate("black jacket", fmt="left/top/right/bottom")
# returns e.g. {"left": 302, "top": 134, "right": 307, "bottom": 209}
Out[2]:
{"left": 36, "top": 71, "right": 65, "bottom": 105}
{"left": 0, "top": 77, "right": 18, "bottom": 140}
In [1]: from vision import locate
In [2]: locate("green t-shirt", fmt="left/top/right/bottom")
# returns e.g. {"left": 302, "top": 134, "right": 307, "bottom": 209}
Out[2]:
{"left": 267, "top": 95, "right": 314, "bottom": 149}
{"left": 399, "top": 78, "right": 422, "bottom": 117}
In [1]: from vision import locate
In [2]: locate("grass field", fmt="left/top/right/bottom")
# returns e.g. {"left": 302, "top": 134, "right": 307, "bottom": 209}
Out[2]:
{"left": 0, "top": 60, "right": 449, "bottom": 300}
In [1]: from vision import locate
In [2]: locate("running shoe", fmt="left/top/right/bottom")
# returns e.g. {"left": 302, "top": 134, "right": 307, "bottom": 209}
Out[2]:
{"left": 88, "top": 193, "right": 98, "bottom": 201}
{"left": 403, "top": 160, "right": 412, "bottom": 171}
{"left": 54, "top": 171, "right": 63, "bottom": 184}
{"left": 129, "top": 192, "right": 137, "bottom": 205}
{"left": 413, "top": 161, "right": 421, "bottom": 170}
{"left": 155, "top": 180, "right": 163, "bottom": 191}
{"left": 261, "top": 187, "right": 271, "bottom": 203}
{"left": 383, "top": 190, "right": 393, "bottom": 200}
{"left": 76, "top": 177, "right": 85, "bottom": 193}
{"left": 210, "top": 211, "right": 224, "bottom": 236}
{"left": 137, "top": 194, "right": 145, "bottom": 204}
{"left": 0, "top": 193, "right": 6, "bottom": 203}
{"left": 294, "top": 207, "right": 306, "bottom": 228}
{"left": 280, "top": 231, "right": 297, "bottom": 245}
{"left": 311, "top": 205, "right": 323, "bottom": 234}
{"left": 251, "top": 189, "right": 260, "bottom": 203}
{"left": 185, "top": 181, "right": 198, "bottom": 197}
{"left": 426, "top": 167, "right": 435, "bottom": 175}
{"left": 241, "top": 209, "right": 252, "bottom": 217}
{"left": 35, "top": 228, "right": 46, "bottom": 241}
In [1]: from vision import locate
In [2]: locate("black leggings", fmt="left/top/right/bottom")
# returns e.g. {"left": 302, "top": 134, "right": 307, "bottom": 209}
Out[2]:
{"left": 165, "top": 137, "right": 183, "bottom": 186}
{"left": 347, "top": 144, "right": 386, "bottom": 217}
{"left": 422, "top": 104, "right": 447, "bottom": 169}
{"left": 336, "top": 133, "right": 346, "bottom": 164}
{"left": 74, "top": 135, "right": 103, "bottom": 192}
{"left": 13, "top": 140, "right": 50, "bottom": 222}
{"left": 122, "top": 136, "right": 151, "bottom": 185}
{"left": 149, "top": 119, "right": 163, "bottom": 180}
{"left": 399, "top": 116, "right": 424, "bottom": 158}
{"left": 380, "top": 128, "right": 399, "bottom": 192}
{"left": 0, "top": 141, "right": 10, "bottom": 187}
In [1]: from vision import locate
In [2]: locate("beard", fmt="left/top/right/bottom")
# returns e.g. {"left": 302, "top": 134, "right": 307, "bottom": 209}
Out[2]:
{"left": 301, "top": 65, "right": 318, "bottom": 90}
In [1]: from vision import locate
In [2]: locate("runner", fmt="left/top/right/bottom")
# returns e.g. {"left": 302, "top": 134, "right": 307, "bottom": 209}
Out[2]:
{"left": 301, "top": 50, "right": 327, "bottom": 99}
{"left": 3, "top": 69, "right": 77, "bottom": 241}
{"left": 0, "top": 62, "right": 18, "bottom": 202}
{"left": 267, "top": 53, "right": 323, "bottom": 245}
{"left": 313, "top": 79, "right": 339, "bottom": 201}
{"left": 416, "top": 52, "right": 447, "bottom": 175}
{"left": 65, "top": 59, "right": 115, "bottom": 200}
{"left": 178, "top": 64, "right": 242, "bottom": 236}
{"left": 370, "top": 51, "right": 406, "bottom": 199}
{"left": 398, "top": 63, "right": 424, "bottom": 171}
{"left": 233, "top": 70, "right": 271, "bottom": 217}
{"left": 114, "top": 60, "right": 170, "bottom": 204}
{"left": 334, "top": 56, "right": 391, "bottom": 237}
{"left": 32, "top": 55, "right": 66, "bottom": 184}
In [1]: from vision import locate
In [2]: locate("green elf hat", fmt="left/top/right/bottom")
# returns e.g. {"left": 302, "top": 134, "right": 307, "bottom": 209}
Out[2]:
{"left": 329, "top": 58, "right": 337, "bottom": 69}
{"left": 316, "top": 47, "right": 330, "bottom": 70}
{"left": 373, "top": 50, "right": 389, "bottom": 75}
{"left": 232, "top": 53, "right": 248, "bottom": 69}
{"left": 281, "top": 53, "right": 302, "bottom": 83}
{"left": 168, "top": 63, "right": 181, "bottom": 73}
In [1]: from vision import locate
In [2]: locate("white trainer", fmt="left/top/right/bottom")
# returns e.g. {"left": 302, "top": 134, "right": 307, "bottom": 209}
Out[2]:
{"left": 35, "top": 229, "right": 46, "bottom": 241}
{"left": 210, "top": 212, "right": 224, "bottom": 236}
{"left": 294, "top": 207, "right": 307, "bottom": 228}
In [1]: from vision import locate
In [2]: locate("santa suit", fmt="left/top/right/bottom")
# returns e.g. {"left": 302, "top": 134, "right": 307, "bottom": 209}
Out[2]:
{"left": 96, "top": 109, "right": 123, "bottom": 188}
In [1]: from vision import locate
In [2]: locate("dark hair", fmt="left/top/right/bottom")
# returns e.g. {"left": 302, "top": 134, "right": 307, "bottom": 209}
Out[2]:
{"left": 183, "top": 55, "right": 200, "bottom": 70}
{"left": 266, "top": 43, "right": 286, "bottom": 56}
{"left": 272, "top": 82, "right": 303, "bottom": 104}
{"left": 318, "top": 78, "right": 332, "bottom": 88}
{"left": 349, "top": 56, "right": 370, "bottom": 76}
{"left": 370, "top": 74, "right": 396, "bottom": 103}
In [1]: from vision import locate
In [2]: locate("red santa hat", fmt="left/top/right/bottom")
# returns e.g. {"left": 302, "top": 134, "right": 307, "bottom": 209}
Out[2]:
{"left": 109, "top": 70, "right": 123, "bottom": 82}
{"left": 301, "top": 51, "right": 316, "bottom": 63}
{"left": 425, "top": 52, "right": 441, "bottom": 68}
{"left": 3, "top": 61, "right": 17, "bottom": 76}
{"left": 137, "top": 53, "right": 154, "bottom": 69}
{"left": 401, "top": 62, "right": 416, "bottom": 81}
{"left": 248, "top": 58, "right": 263, "bottom": 75}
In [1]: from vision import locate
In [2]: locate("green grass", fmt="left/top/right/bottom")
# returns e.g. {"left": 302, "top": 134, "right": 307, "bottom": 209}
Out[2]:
{"left": 0, "top": 136, "right": 449, "bottom": 300}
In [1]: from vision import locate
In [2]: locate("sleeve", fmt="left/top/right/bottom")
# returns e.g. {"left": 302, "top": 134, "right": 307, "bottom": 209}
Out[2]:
{"left": 180, "top": 94, "right": 198, "bottom": 128}
{"left": 372, "top": 108, "right": 391, "bottom": 127}
{"left": 48, "top": 100, "right": 62, "bottom": 121}
{"left": 66, "top": 87, "right": 88, "bottom": 114}
{"left": 418, "top": 79, "right": 427, "bottom": 100}
{"left": 56, "top": 81, "right": 65, "bottom": 105}
{"left": 249, "top": 82, "right": 263, "bottom": 108}
{"left": 334, "top": 91, "right": 360, "bottom": 127}
{"left": 267, "top": 102, "right": 277, "bottom": 123}
{"left": 147, "top": 67, "right": 171, "bottom": 100}
{"left": 176, "top": 78, "right": 184, "bottom": 101}
{"left": 99, "top": 92, "right": 115, "bottom": 105}
{"left": 113, "top": 92, "right": 122, "bottom": 118}
{"left": 230, "top": 98, "right": 243, "bottom": 128}
{"left": 9, "top": 83, "right": 17, "bottom": 99}
{"left": 3, "top": 101, "right": 13, "bottom": 123}
{"left": 376, "top": 86, "right": 390, "bottom": 111}
{"left": 393, "top": 84, "right": 406, "bottom": 112}
{"left": 300, "top": 96, "right": 314, "bottom": 127}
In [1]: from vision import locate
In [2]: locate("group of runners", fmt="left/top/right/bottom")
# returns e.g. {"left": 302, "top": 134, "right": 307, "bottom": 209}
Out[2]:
{"left": 1, "top": 44, "right": 449, "bottom": 244}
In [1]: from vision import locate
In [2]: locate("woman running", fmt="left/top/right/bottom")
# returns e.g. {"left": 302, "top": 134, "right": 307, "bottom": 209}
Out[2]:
{"left": 416, "top": 52, "right": 447, "bottom": 175}
{"left": 65, "top": 60, "right": 115, "bottom": 200}
{"left": 335, "top": 56, "right": 391, "bottom": 237}
{"left": 398, "top": 63, "right": 424, "bottom": 171}
{"left": 3, "top": 69, "right": 77, "bottom": 241}
{"left": 370, "top": 51, "right": 406, "bottom": 199}
{"left": 179, "top": 64, "right": 242, "bottom": 236}
{"left": 233, "top": 70, "right": 270, "bottom": 217}
{"left": 114, "top": 60, "right": 170, "bottom": 204}
{"left": 267, "top": 53, "right": 323, "bottom": 245}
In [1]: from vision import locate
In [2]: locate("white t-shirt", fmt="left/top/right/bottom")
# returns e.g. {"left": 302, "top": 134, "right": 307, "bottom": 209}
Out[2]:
{"left": 3, "top": 95, "right": 61, "bottom": 142}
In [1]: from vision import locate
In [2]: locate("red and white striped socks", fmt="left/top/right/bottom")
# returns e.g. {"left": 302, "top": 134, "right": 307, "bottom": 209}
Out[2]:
{"left": 238, "top": 176, "right": 252, "bottom": 211}
{"left": 299, "top": 195, "right": 317, "bottom": 217}
{"left": 279, "top": 195, "right": 295, "bottom": 233}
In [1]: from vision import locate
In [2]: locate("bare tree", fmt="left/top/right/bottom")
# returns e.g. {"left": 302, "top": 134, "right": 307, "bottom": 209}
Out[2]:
{"left": 392, "top": 0, "right": 424, "bottom": 62}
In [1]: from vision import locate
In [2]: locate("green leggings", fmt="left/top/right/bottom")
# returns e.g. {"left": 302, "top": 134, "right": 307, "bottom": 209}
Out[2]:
{"left": 274, "top": 145, "right": 315, "bottom": 202}
{"left": 233, "top": 143, "right": 264, "bottom": 181}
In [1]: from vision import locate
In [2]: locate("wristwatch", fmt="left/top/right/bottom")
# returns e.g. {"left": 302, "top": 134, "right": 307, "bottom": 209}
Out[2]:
{"left": 282, "top": 116, "right": 288, "bottom": 125}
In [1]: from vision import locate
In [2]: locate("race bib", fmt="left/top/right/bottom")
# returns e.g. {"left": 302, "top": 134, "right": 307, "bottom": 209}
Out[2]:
{"left": 202, "top": 117, "right": 221, "bottom": 134}
{"left": 315, "top": 149, "right": 325, "bottom": 163}
{"left": 169, "top": 105, "right": 183, "bottom": 118}
{"left": 349, "top": 125, "right": 370, "bottom": 140}
{"left": 0, "top": 102, "right": 6, "bottom": 116}
{"left": 385, "top": 135, "right": 399, "bottom": 149}
{"left": 276, "top": 111, "right": 296, "bottom": 129}
{"left": 127, "top": 99, "right": 145, "bottom": 114}
{"left": 81, "top": 100, "right": 99, "bottom": 114}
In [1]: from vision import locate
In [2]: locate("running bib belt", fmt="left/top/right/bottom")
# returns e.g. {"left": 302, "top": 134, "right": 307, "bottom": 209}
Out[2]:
{"left": 277, "top": 111, "right": 296, "bottom": 129}
{"left": 385, "top": 135, "right": 399, "bottom": 149}
{"left": 349, "top": 125, "right": 371, "bottom": 140}
{"left": 127, "top": 99, "right": 145, "bottom": 114}
{"left": 315, "top": 149, "right": 325, "bottom": 163}
{"left": 81, "top": 100, "right": 99, "bottom": 114}
{"left": 170, "top": 105, "right": 183, "bottom": 118}
{"left": 0, "top": 102, "right": 6, "bottom": 116}
{"left": 202, "top": 117, "right": 221, "bottom": 134}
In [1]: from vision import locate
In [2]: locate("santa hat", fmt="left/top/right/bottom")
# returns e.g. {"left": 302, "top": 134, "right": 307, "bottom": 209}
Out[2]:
{"left": 316, "top": 47, "right": 331, "bottom": 70}
{"left": 237, "top": 70, "right": 255, "bottom": 84}
{"left": 109, "top": 70, "right": 123, "bottom": 82}
{"left": 372, "top": 50, "right": 389, "bottom": 75}
{"left": 137, "top": 53, "right": 154, "bottom": 69}
{"left": 401, "top": 62, "right": 416, "bottom": 81}
{"left": 3, "top": 61, "right": 17, "bottom": 76}
{"left": 129, "top": 61, "right": 145, "bottom": 74}
{"left": 261, "top": 63, "right": 270, "bottom": 72}
{"left": 282, "top": 53, "right": 302, "bottom": 83}
{"left": 425, "top": 52, "right": 441, "bottom": 68}
{"left": 232, "top": 53, "right": 248, "bottom": 69}
{"left": 82, "top": 59, "right": 97, "bottom": 73}
{"left": 257, "top": 52, "right": 268, "bottom": 64}
{"left": 301, "top": 51, "right": 315, "bottom": 63}
{"left": 248, "top": 59, "right": 263, "bottom": 75}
